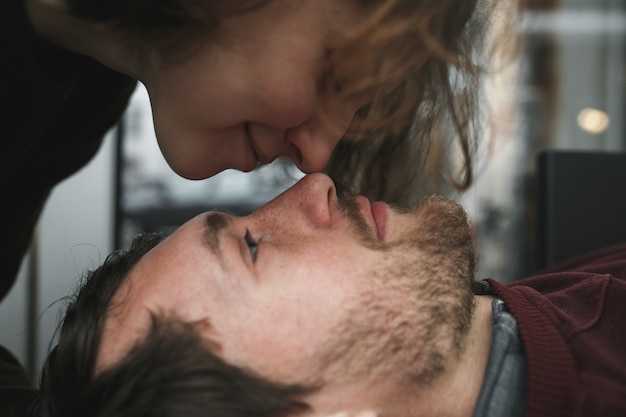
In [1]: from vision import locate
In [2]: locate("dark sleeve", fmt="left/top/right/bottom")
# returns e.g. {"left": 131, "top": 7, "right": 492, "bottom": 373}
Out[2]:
{"left": 0, "top": 346, "right": 37, "bottom": 417}
{"left": 532, "top": 242, "right": 626, "bottom": 276}
{"left": 1, "top": 0, "right": 137, "bottom": 301}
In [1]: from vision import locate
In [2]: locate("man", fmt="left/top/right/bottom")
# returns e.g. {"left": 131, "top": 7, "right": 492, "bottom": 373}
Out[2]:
{"left": 30, "top": 174, "right": 626, "bottom": 417}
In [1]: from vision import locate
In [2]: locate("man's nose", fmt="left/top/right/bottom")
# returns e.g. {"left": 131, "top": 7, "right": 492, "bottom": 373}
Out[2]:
{"left": 291, "top": 173, "right": 336, "bottom": 228}
{"left": 262, "top": 173, "right": 336, "bottom": 229}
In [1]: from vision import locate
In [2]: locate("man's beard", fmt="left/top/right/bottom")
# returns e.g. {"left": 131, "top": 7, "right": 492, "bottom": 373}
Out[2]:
{"left": 316, "top": 195, "right": 477, "bottom": 387}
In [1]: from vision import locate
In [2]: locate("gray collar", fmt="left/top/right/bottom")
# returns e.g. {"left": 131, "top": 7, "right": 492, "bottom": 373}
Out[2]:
{"left": 472, "top": 299, "right": 528, "bottom": 417}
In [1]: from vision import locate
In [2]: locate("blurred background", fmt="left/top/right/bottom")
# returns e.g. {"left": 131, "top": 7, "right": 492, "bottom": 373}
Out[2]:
{"left": 1, "top": 0, "right": 625, "bottom": 380}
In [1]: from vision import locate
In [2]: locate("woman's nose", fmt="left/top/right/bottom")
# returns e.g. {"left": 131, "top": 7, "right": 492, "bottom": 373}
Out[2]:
{"left": 285, "top": 122, "right": 343, "bottom": 173}
{"left": 286, "top": 99, "right": 361, "bottom": 173}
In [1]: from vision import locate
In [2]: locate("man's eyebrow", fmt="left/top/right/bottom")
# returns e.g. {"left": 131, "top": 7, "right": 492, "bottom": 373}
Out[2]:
{"left": 203, "top": 211, "right": 233, "bottom": 258}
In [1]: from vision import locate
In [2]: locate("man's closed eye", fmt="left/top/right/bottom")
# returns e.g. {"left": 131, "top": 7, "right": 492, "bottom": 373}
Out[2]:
{"left": 244, "top": 229, "right": 259, "bottom": 262}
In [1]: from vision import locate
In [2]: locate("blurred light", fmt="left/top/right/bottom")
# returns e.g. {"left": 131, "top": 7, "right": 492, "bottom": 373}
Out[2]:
{"left": 577, "top": 108, "right": 610, "bottom": 134}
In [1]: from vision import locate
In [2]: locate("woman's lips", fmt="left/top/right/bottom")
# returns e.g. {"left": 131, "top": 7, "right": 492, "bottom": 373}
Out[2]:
{"left": 242, "top": 123, "right": 259, "bottom": 171}
{"left": 246, "top": 124, "right": 272, "bottom": 164}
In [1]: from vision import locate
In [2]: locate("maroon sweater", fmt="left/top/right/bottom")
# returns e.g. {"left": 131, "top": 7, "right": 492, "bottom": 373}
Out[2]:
{"left": 486, "top": 243, "right": 626, "bottom": 417}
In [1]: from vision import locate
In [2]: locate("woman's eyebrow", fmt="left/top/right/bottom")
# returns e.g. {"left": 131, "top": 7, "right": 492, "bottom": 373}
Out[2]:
{"left": 203, "top": 211, "right": 233, "bottom": 259}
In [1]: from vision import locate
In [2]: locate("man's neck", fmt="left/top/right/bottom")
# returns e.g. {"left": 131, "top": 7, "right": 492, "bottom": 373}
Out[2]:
{"left": 307, "top": 295, "right": 495, "bottom": 417}
{"left": 382, "top": 295, "right": 494, "bottom": 417}
{"left": 431, "top": 295, "right": 495, "bottom": 416}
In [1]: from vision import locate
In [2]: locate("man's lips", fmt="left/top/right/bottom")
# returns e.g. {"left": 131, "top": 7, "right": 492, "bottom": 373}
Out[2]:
{"left": 371, "top": 201, "right": 388, "bottom": 241}
{"left": 354, "top": 196, "right": 388, "bottom": 241}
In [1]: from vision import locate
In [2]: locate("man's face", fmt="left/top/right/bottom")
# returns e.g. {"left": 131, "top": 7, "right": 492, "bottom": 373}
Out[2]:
{"left": 98, "top": 173, "right": 475, "bottom": 391}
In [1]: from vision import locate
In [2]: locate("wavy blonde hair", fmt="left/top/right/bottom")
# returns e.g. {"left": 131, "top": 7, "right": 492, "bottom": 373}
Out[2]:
{"left": 322, "top": 0, "right": 496, "bottom": 205}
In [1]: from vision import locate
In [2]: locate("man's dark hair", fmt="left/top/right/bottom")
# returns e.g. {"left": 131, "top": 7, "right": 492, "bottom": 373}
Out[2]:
{"left": 32, "top": 232, "right": 313, "bottom": 417}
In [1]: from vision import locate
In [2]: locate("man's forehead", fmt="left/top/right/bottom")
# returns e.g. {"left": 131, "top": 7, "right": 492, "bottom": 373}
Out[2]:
{"left": 97, "top": 211, "right": 234, "bottom": 371}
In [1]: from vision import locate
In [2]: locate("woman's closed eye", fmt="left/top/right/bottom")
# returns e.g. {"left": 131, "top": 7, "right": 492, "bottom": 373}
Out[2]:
{"left": 244, "top": 229, "right": 259, "bottom": 262}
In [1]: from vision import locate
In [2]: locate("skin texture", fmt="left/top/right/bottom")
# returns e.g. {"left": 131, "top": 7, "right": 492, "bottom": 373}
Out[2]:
{"left": 26, "top": 0, "right": 389, "bottom": 178}
{"left": 99, "top": 173, "right": 413, "bottom": 376}
{"left": 98, "top": 173, "right": 495, "bottom": 416}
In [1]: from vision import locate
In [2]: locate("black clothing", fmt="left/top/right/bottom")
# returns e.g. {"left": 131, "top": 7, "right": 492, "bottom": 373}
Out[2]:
{"left": 0, "top": 347, "right": 36, "bottom": 417}
{"left": 2, "top": 3, "right": 135, "bottom": 414}
{"left": 2, "top": 0, "right": 137, "bottom": 301}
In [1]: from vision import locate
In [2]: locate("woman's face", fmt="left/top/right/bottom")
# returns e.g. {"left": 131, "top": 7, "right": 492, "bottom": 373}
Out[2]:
{"left": 130, "top": 0, "right": 378, "bottom": 179}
